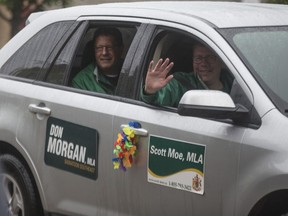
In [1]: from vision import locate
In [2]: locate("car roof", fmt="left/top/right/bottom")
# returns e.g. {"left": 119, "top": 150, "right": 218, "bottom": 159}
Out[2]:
{"left": 98, "top": 1, "right": 288, "bottom": 27}
{"left": 28, "top": 1, "right": 288, "bottom": 28}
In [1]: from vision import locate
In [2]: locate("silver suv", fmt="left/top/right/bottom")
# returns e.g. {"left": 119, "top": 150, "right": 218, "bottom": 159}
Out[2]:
{"left": 1, "top": 2, "right": 288, "bottom": 216}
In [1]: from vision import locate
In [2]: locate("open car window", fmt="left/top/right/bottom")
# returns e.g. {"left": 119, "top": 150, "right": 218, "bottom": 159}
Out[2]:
{"left": 141, "top": 28, "right": 234, "bottom": 108}
{"left": 45, "top": 21, "right": 138, "bottom": 96}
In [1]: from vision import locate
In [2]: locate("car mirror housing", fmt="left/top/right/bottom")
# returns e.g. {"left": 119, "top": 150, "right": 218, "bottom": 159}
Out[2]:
{"left": 178, "top": 90, "right": 249, "bottom": 120}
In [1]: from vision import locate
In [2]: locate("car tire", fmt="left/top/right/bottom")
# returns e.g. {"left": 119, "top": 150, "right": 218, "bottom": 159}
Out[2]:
{"left": 0, "top": 154, "right": 43, "bottom": 216}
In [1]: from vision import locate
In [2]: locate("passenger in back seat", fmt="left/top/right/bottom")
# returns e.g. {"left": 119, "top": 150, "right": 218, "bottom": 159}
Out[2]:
{"left": 72, "top": 27, "right": 123, "bottom": 94}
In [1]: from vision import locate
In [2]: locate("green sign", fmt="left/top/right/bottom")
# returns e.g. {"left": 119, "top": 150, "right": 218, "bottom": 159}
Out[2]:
{"left": 45, "top": 117, "right": 98, "bottom": 180}
{"left": 148, "top": 135, "right": 205, "bottom": 194}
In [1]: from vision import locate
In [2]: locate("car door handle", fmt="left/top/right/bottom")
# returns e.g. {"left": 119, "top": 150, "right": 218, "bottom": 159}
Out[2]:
{"left": 28, "top": 104, "right": 51, "bottom": 115}
{"left": 120, "top": 124, "right": 148, "bottom": 137}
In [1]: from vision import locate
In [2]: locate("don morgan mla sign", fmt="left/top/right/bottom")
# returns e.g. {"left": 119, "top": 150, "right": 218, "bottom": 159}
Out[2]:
{"left": 148, "top": 135, "right": 206, "bottom": 194}
{"left": 45, "top": 117, "right": 98, "bottom": 180}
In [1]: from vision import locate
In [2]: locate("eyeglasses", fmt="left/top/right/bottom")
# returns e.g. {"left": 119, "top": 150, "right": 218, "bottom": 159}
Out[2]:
{"left": 95, "top": 45, "right": 115, "bottom": 53}
{"left": 193, "top": 55, "right": 217, "bottom": 64}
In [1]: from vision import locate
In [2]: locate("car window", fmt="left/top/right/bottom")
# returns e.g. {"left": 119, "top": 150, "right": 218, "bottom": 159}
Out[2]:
{"left": 70, "top": 25, "right": 136, "bottom": 82}
{"left": 0, "top": 21, "right": 74, "bottom": 80}
{"left": 45, "top": 22, "right": 138, "bottom": 94}
{"left": 45, "top": 22, "right": 87, "bottom": 85}
{"left": 151, "top": 31, "right": 194, "bottom": 75}
{"left": 141, "top": 28, "right": 234, "bottom": 108}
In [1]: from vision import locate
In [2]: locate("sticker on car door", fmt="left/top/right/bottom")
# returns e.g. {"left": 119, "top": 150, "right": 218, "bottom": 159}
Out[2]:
{"left": 148, "top": 135, "right": 205, "bottom": 194}
{"left": 45, "top": 117, "right": 98, "bottom": 180}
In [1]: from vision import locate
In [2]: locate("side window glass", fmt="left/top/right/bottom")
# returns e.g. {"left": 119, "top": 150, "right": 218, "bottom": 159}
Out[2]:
{"left": 46, "top": 23, "right": 87, "bottom": 85}
{"left": 69, "top": 24, "right": 137, "bottom": 95}
{"left": 141, "top": 29, "right": 234, "bottom": 108}
{"left": 0, "top": 21, "right": 73, "bottom": 80}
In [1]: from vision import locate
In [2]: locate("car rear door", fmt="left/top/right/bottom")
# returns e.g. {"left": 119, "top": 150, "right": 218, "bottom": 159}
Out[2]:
{"left": 29, "top": 20, "right": 149, "bottom": 215}
{"left": 0, "top": 18, "right": 148, "bottom": 215}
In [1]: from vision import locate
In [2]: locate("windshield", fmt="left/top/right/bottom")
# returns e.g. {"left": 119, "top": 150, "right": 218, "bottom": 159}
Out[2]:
{"left": 220, "top": 27, "right": 288, "bottom": 114}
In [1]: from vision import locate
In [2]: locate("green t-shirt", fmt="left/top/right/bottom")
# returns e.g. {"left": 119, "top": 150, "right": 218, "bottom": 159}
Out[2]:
{"left": 72, "top": 63, "right": 118, "bottom": 94}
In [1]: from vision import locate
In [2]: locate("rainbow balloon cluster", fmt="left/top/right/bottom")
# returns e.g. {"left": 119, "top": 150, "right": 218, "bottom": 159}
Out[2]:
{"left": 112, "top": 122, "right": 141, "bottom": 171}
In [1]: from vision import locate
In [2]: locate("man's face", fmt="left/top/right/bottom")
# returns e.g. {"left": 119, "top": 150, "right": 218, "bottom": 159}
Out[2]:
{"left": 94, "top": 35, "right": 122, "bottom": 74}
{"left": 192, "top": 46, "right": 223, "bottom": 86}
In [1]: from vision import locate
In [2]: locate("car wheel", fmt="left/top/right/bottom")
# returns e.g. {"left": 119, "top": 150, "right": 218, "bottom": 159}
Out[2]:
{"left": 0, "top": 154, "right": 43, "bottom": 216}
{"left": 248, "top": 190, "right": 288, "bottom": 216}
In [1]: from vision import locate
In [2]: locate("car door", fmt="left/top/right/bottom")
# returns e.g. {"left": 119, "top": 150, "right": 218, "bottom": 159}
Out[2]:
{"left": 37, "top": 21, "right": 148, "bottom": 216}
{"left": 110, "top": 22, "right": 252, "bottom": 216}
{"left": 0, "top": 19, "right": 146, "bottom": 215}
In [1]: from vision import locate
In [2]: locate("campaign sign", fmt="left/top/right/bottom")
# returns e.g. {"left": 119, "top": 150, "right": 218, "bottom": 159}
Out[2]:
{"left": 148, "top": 135, "right": 205, "bottom": 194}
{"left": 45, "top": 117, "right": 98, "bottom": 180}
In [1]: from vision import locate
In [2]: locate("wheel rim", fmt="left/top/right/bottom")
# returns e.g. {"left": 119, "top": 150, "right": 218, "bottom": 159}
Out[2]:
{"left": 1, "top": 174, "right": 24, "bottom": 216}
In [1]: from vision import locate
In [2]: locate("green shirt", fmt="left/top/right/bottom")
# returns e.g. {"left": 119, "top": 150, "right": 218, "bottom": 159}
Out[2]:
{"left": 72, "top": 63, "right": 118, "bottom": 94}
{"left": 141, "top": 71, "right": 232, "bottom": 107}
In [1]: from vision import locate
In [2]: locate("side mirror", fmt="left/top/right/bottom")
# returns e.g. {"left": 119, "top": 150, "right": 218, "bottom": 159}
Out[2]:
{"left": 178, "top": 90, "right": 249, "bottom": 120}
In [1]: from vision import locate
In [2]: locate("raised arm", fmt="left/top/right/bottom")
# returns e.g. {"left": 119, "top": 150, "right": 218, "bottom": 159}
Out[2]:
{"left": 144, "top": 58, "right": 174, "bottom": 94}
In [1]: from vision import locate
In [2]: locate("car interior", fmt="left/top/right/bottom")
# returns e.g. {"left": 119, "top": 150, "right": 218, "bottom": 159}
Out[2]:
{"left": 152, "top": 32, "right": 194, "bottom": 75}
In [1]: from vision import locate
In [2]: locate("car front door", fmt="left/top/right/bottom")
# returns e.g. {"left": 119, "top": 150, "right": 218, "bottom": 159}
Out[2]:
{"left": 110, "top": 22, "right": 251, "bottom": 216}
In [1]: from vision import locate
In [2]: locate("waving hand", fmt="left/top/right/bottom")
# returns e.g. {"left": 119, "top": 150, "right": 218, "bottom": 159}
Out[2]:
{"left": 144, "top": 58, "right": 174, "bottom": 94}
